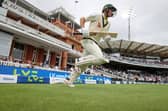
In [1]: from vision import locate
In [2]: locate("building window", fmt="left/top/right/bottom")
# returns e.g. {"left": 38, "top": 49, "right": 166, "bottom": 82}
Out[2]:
{"left": 13, "top": 42, "right": 24, "bottom": 61}
{"left": 72, "top": 44, "right": 75, "bottom": 49}
{"left": 67, "top": 57, "right": 75, "bottom": 65}
{"left": 32, "top": 48, "right": 38, "bottom": 63}
{"left": 55, "top": 56, "right": 60, "bottom": 66}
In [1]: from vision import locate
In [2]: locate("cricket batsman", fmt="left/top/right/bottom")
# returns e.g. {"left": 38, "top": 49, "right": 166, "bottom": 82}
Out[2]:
{"left": 65, "top": 4, "right": 117, "bottom": 87}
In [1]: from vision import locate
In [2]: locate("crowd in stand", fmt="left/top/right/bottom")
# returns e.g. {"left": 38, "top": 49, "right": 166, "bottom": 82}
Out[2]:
{"left": 91, "top": 65, "right": 168, "bottom": 84}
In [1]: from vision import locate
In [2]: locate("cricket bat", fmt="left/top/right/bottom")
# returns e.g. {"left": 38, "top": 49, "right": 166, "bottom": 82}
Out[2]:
{"left": 90, "top": 31, "right": 118, "bottom": 38}
{"left": 73, "top": 31, "right": 118, "bottom": 38}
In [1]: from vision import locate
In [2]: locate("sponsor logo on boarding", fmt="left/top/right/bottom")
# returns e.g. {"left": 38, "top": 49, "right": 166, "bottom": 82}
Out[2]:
{"left": 0, "top": 75, "right": 15, "bottom": 80}
{"left": 85, "top": 80, "right": 96, "bottom": 84}
{"left": 50, "top": 77, "right": 65, "bottom": 84}
{"left": 3, "top": 77, "right": 15, "bottom": 81}
{"left": 0, "top": 74, "right": 17, "bottom": 83}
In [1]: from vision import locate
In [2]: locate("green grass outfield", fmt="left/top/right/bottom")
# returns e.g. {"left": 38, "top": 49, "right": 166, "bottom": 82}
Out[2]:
{"left": 0, "top": 84, "right": 168, "bottom": 111}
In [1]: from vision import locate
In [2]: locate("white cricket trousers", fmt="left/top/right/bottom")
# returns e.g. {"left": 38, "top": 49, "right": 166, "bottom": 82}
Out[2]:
{"left": 69, "top": 39, "right": 109, "bottom": 83}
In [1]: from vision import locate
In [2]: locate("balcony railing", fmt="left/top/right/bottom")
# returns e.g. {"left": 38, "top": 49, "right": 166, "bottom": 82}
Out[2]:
{"left": 0, "top": 14, "right": 82, "bottom": 57}
{"left": 0, "top": 14, "right": 70, "bottom": 48}
{"left": 2, "top": 0, "right": 65, "bottom": 37}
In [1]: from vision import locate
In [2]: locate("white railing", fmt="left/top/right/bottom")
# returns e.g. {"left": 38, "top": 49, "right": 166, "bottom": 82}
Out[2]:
{"left": 0, "top": 60, "right": 66, "bottom": 72}
{"left": 49, "top": 7, "right": 75, "bottom": 20}
{"left": 2, "top": 0, "right": 65, "bottom": 36}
